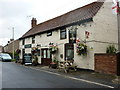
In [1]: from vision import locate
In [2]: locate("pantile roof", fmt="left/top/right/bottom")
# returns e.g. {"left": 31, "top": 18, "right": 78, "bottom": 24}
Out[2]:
{"left": 20, "top": 1, "right": 104, "bottom": 39}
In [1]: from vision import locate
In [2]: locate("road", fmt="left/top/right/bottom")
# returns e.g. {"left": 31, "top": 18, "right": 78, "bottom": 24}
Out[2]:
{"left": 1, "top": 62, "right": 116, "bottom": 88}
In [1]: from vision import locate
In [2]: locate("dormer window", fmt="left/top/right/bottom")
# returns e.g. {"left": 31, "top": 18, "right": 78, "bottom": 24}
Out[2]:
{"left": 47, "top": 31, "right": 52, "bottom": 37}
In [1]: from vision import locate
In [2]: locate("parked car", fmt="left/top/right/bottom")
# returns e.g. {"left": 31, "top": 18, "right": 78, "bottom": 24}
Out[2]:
{"left": 0, "top": 53, "right": 12, "bottom": 62}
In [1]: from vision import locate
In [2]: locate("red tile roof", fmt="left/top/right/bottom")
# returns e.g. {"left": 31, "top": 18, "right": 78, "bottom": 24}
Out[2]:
{"left": 20, "top": 1, "right": 104, "bottom": 39}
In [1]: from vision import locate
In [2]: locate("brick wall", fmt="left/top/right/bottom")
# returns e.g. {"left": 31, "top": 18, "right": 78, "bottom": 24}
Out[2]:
{"left": 95, "top": 54, "right": 117, "bottom": 75}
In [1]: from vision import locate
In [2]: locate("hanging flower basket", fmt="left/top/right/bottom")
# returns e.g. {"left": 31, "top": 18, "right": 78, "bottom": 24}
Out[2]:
{"left": 31, "top": 47, "right": 38, "bottom": 55}
{"left": 49, "top": 45, "right": 58, "bottom": 54}
{"left": 16, "top": 49, "right": 20, "bottom": 54}
{"left": 76, "top": 43, "right": 87, "bottom": 56}
{"left": 32, "top": 55, "right": 38, "bottom": 66}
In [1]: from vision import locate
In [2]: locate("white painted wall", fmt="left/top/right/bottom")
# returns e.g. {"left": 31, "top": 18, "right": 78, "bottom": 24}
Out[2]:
{"left": 74, "top": 0, "right": 118, "bottom": 70}
{"left": 74, "top": 22, "right": 95, "bottom": 70}
{"left": 93, "top": 1, "right": 118, "bottom": 53}
{"left": 19, "top": 0, "right": 118, "bottom": 70}
{"left": 35, "top": 29, "right": 69, "bottom": 63}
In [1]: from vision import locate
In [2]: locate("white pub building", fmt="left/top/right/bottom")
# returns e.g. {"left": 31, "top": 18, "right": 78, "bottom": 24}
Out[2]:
{"left": 19, "top": 0, "right": 118, "bottom": 71}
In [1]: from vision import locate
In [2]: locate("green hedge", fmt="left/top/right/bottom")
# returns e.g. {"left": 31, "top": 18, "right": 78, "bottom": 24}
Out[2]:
{"left": 7, "top": 52, "right": 19, "bottom": 60}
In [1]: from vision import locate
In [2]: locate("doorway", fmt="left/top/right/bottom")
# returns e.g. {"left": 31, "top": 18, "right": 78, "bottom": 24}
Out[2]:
{"left": 22, "top": 49, "right": 25, "bottom": 64}
{"left": 65, "top": 43, "right": 74, "bottom": 61}
{"left": 41, "top": 48, "right": 52, "bottom": 66}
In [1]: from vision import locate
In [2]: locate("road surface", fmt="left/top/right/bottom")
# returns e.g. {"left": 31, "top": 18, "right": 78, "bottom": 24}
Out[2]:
{"left": 1, "top": 62, "right": 117, "bottom": 88}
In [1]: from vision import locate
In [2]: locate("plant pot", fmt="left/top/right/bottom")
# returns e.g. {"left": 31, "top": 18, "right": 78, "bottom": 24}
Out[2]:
{"left": 49, "top": 62, "right": 57, "bottom": 69}
{"left": 32, "top": 61, "right": 38, "bottom": 66}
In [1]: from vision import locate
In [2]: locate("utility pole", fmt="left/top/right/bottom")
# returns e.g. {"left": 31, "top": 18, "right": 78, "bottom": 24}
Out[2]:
{"left": 112, "top": 0, "right": 120, "bottom": 85}
{"left": 12, "top": 27, "right": 14, "bottom": 60}
{"left": 115, "top": 0, "right": 120, "bottom": 85}
{"left": 118, "top": 1, "right": 120, "bottom": 52}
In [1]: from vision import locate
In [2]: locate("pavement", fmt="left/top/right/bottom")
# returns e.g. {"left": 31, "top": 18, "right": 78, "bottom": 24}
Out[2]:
{"left": 16, "top": 62, "right": 120, "bottom": 88}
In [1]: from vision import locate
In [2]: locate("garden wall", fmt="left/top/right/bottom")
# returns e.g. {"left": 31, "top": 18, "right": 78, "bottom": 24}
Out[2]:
{"left": 95, "top": 53, "right": 120, "bottom": 75}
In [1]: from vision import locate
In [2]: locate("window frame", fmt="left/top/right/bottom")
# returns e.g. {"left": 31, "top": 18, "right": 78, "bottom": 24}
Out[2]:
{"left": 60, "top": 29, "right": 67, "bottom": 40}
{"left": 32, "top": 36, "right": 35, "bottom": 44}
{"left": 69, "top": 30, "right": 77, "bottom": 43}
{"left": 47, "top": 31, "right": 52, "bottom": 37}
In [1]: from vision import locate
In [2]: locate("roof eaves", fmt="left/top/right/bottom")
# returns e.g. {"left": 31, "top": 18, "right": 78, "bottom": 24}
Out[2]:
{"left": 20, "top": 18, "right": 93, "bottom": 39}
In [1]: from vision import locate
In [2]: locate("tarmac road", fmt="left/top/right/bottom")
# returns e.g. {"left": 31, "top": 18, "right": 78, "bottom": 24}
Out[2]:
{"left": 1, "top": 62, "right": 117, "bottom": 88}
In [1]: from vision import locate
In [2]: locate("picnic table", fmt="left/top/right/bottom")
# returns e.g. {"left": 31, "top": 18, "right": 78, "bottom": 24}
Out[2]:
{"left": 58, "top": 60, "right": 77, "bottom": 73}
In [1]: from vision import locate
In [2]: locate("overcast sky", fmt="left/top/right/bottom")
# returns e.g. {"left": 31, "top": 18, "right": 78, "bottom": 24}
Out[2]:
{"left": 0, "top": 0, "right": 116, "bottom": 46}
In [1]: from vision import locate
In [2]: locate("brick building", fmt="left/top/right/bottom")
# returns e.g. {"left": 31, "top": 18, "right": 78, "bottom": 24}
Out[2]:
{"left": 0, "top": 45, "right": 3, "bottom": 53}
{"left": 4, "top": 39, "right": 19, "bottom": 53}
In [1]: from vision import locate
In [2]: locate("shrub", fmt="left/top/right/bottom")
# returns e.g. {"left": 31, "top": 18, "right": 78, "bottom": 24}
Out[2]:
{"left": 106, "top": 45, "right": 117, "bottom": 54}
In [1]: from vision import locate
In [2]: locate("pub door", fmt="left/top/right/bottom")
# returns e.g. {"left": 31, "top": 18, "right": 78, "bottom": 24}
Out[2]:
{"left": 22, "top": 49, "right": 25, "bottom": 64}
{"left": 65, "top": 43, "right": 74, "bottom": 61}
{"left": 41, "top": 48, "right": 52, "bottom": 66}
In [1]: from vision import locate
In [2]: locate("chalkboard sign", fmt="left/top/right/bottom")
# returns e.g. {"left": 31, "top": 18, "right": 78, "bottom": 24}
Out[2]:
{"left": 24, "top": 53, "right": 32, "bottom": 64}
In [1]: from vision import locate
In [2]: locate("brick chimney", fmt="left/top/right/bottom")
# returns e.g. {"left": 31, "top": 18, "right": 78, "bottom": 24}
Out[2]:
{"left": 31, "top": 18, "right": 37, "bottom": 28}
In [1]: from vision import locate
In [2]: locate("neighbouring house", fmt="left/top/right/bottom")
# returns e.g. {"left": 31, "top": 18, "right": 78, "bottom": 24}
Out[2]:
{"left": 4, "top": 39, "right": 20, "bottom": 58}
{"left": 19, "top": 0, "right": 119, "bottom": 74}
{"left": 0, "top": 45, "right": 3, "bottom": 53}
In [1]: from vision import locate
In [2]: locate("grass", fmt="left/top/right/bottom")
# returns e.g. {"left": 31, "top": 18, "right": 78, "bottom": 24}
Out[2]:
{"left": 11, "top": 59, "right": 16, "bottom": 62}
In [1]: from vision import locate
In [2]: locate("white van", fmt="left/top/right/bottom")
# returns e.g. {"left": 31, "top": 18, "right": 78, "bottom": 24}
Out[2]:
{"left": 0, "top": 53, "right": 12, "bottom": 62}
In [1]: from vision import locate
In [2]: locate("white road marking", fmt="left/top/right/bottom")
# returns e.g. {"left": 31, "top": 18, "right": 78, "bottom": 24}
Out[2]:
{"left": 24, "top": 66, "right": 115, "bottom": 88}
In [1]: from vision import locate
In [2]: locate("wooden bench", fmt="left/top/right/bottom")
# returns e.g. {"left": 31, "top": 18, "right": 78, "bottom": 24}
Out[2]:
{"left": 58, "top": 61, "right": 77, "bottom": 73}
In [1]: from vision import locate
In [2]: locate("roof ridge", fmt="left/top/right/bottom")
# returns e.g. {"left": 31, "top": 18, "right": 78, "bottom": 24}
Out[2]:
{"left": 35, "top": 1, "right": 101, "bottom": 27}
{"left": 20, "top": 1, "right": 104, "bottom": 39}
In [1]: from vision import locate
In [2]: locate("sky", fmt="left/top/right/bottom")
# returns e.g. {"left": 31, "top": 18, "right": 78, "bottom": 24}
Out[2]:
{"left": 0, "top": 0, "right": 116, "bottom": 46}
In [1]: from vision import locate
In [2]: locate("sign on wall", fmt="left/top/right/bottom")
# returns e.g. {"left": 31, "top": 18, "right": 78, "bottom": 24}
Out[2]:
{"left": 24, "top": 44, "right": 31, "bottom": 48}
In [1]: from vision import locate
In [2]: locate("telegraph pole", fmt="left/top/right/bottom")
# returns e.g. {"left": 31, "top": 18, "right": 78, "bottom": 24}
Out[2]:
{"left": 118, "top": 1, "right": 120, "bottom": 52}
{"left": 111, "top": 0, "right": 120, "bottom": 84}
{"left": 115, "top": 0, "right": 120, "bottom": 85}
{"left": 12, "top": 27, "right": 14, "bottom": 60}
